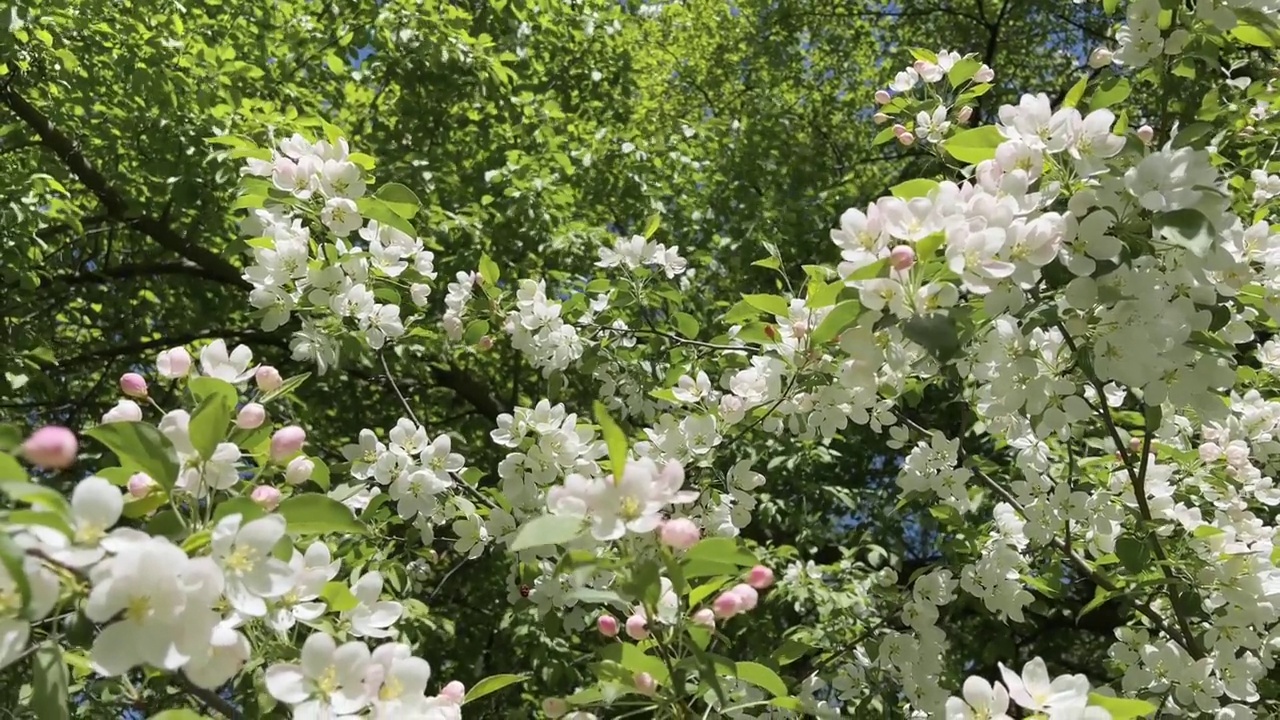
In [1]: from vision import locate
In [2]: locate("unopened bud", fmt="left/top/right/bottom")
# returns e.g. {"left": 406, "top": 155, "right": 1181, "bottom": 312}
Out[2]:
{"left": 634, "top": 672, "right": 657, "bottom": 696}
{"left": 542, "top": 698, "right": 569, "bottom": 718}
{"left": 625, "top": 614, "right": 649, "bottom": 640}
{"left": 270, "top": 426, "right": 306, "bottom": 462}
{"left": 874, "top": 89, "right": 891, "bottom": 105}
{"left": 713, "top": 591, "right": 742, "bottom": 618}
{"left": 890, "top": 245, "right": 916, "bottom": 271}
{"left": 236, "top": 403, "right": 266, "bottom": 430}
{"left": 441, "top": 681, "right": 465, "bottom": 703}
{"left": 127, "top": 472, "right": 156, "bottom": 498}
{"left": 597, "top": 614, "right": 619, "bottom": 637}
{"left": 873, "top": 112, "right": 890, "bottom": 125}
{"left": 747, "top": 565, "right": 775, "bottom": 589}
{"left": 21, "top": 426, "right": 77, "bottom": 470}
{"left": 692, "top": 608, "right": 716, "bottom": 628}
{"left": 285, "top": 456, "right": 315, "bottom": 485}
{"left": 897, "top": 131, "right": 916, "bottom": 146}
{"left": 255, "top": 366, "right": 283, "bottom": 392}
{"left": 1136, "top": 125, "right": 1155, "bottom": 145}
{"left": 251, "top": 485, "right": 281, "bottom": 511}
{"left": 477, "top": 335, "right": 494, "bottom": 351}
{"left": 957, "top": 106, "right": 973, "bottom": 124}
{"left": 119, "top": 373, "right": 148, "bottom": 398}
{"left": 1088, "top": 47, "right": 1114, "bottom": 69}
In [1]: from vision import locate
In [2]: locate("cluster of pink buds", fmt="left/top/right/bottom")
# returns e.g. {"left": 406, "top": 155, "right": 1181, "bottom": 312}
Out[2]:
{"left": 595, "top": 564, "right": 776, "bottom": 645}
{"left": 873, "top": 49, "right": 993, "bottom": 147}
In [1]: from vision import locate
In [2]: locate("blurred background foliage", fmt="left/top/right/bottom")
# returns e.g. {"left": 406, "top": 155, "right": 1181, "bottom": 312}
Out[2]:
{"left": 0, "top": 1, "right": 1124, "bottom": 716}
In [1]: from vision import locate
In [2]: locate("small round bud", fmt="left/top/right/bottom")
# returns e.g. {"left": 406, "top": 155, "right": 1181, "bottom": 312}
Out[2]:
{"left": 127, "top": 472, "right": 156, "bottom": 499}
{"left": 625, "top": 614, "right": 649, "bottom": 640}
{"left": 21, "top": 426, "right": 77, "bottom": 470}
{"left": 255, "top": 366, "right": 283, "bottom": 392}
{"left": 730, "top": 583, "right": 759, "bottom": 611}
{"left": 542, "top": 698, "right": 569, "bottom": 718}
{"left": 691, "top": 608, "right": 716, "bottom": 628}
{"left": 873, "top": 112, "right": 890, "bottom": 125}
{"left": 270, "top": 426, "right": 307, "bottom": 462}
{"left": 251, "top": 485, "right": 282, "bottom": 511}
{"left": 1088, "top": 47, "right": 1114, "bottom": 69}
{"left": 1129, "top": 437, "right": 1143, "bottom": 452}
{"left": 285, "top": 456, "right": 315, "bottom": 486}
{"left": 889, "top": 245, "right": 916, "bottom": 271}
{"left": 660, "top": 518, "right": 701, "bottom": 551}
{"left": 477, "top": 335, "right": 495, "bottom": 351}
{"left": 634, "top": 672, "right": 657, "bottom": 696}
{"left": 119, "top": 373, "right": 148, "bottom": 398}
{"left": 236, "top": 403, "right": 266, "bottom": 430}
{"left": 892, "top": 123, "right": 908, "bottom": 137}
{"left": 713, "top": 591, "right": 742, "bottom": 619}
{"left": 597, "top": 614, "right": 620, "bottom": 637}
{"left": 874, "top": 90, "right": 891, "bottom": 105}
{"left": 974, "top": 66, "right": 995, "bottom": 83}
{"left": 440, "top": 681, "right": 465, "bottom": 703}
{"left": 897, "top": 131, "right": 916, "bottom": 146}
{"left": 156, "top": 347, "right": 192, "bottom": 379}
{"left": 747, "top": 565, "right": 775, "bottom": 589}
{"left": 1136, "top": 125, "right": 1155, "bottom": 145}
{"left": 956, "top": 106, "right": 973, "bottom": 124}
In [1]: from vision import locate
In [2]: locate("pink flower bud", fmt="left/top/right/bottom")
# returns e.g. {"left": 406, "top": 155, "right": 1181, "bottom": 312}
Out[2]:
{"left": 477, "top": 335, "right": 494, "bottom": 351}
{"left": 974, "top": 66, "right": 995, "bottom": 83}
{"left": 1129, "top": 437, "right": 1143, "bottom": 452}
{"left": 892, "top": 123, "right": 908, "bottom": 137}
{"left": 127, "top": 472, "right": 155, "bottom": 498}
{"left": 889, "top": 245, "right": 916, "bottom": 271}
{"left": 731, "top": 583, "right": 759, "bottom": 611}
{"left": 119, "top": 373, "right": 148, "bottom": 398}
{"left": 1137, "top": 125, "right": 1155, "bottom": 144}
{"left": 251, "top": 485, "right": 282, "bottom": 511}
{"left": 625, "top": 614, "right": 649, "bottom": 640}
{"left": 440, "top": 681, "right": 465, "bottom": 703}
{"left": 542, "top": 698, "right": 569, "bottom": 718}
{"left": 21, "top": 426, "right": 77, "bottom": 470}
{"left": 897, "top": 131, "right": 916, "bottom": 146}
{"left": 873, "top": 112, "right": 890, "bottom": 125}
{"left": 255, "top": 366, "right": 283, "bottom": 392}
{"left": 597, "top": 614, "right": 620, "bottom": 637}
{"left": 692, "top": 608, "right": 716, "bottom": 628}
{"left": 713, "top": 591, "right": 742, "bottom": 619}
{"left": 236, "top": 403, "right": 266, "bottom": 430}
{"left": 957, "top": 106, "right": 973, "bottom": 124}
{"left": 285, "top": 456, "right": 315, "bottom": 486}
{"left": 1088, "top": 47, "right": 1114, "bottom": 69}
{"left": 912, "top": 60, "right": 934, "bottom": 75}
{"left": 747, "top": 565, "right": 775, "bottom": 589}
{"left": 270, "top": 425, "right": 306, "bottom": 462}
{"left": 634, "top": 672, "right": 657, "bottom": 696}
{"left": 874, "top": 90, "right": 891, "bottom": 105}
{"left": 660, "top": 518, "right": 701, "bottom": 550}
{"left": 156, "top": 347, "right": 192, "bottom": 379}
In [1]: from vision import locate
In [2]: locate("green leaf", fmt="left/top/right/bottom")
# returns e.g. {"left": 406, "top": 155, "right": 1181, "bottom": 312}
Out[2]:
{"left": 1090, "top": 76, "right": 1131, "bottom": 110}
{"left": 509, "top": 514, "right": 586, "bottom": 552}
{"left": 1103, "top": 0, "right": 1118, "bottom": 13}
{"left": 902, "top": 314, "right": 961, "bottom": 361}
{"left": 212, "top": 496, "right": 267, "bottom": 524}
{"left": 735, "top": 661, "right": 787, "bottom": 698}
{"left": 464, "top": 320, "right": 491, "bottom": 345}
{"left": 602, "top": 643, "right": 669, "bottom": 682}
{"left": 479, "top": 254, "right": 501, "bottom": 287}
{"left": 31, "top": 643, "right": 70, "bottom": 720}
{"left": 1153, "top": 208, "right": 1215, "bottom": 257}
{"left": 324, "top": 52, "right": 345, "bottom": 73}
{"left": 1115, "top": 535, "right": 1150, "bottom": 574}
{"left": 259, "top": 372, "right": 311, "bottom": 403}
{"left": 0, "top": 424, "right": 22, "bottom": 453}
{"left": 357, "top": 197, "right": 417, "bottom": 238}
{"left": 1063, "top": 75, "right": 1088, "bottom": 108}
{"left": 84, "top": 423, "right": 180, "bottom": 490}
{"left": 0, "top": 535, "right": 31, "bottom": 618}
{"left": 1192, "top": 525, "right": 1225, "bottom": 538}
{"left": 751, "top": 256, "right": 781, "bottom": 270}
{"left": 593, "top": 401, "right": 628, "bottom": 482}
{"left": 320, "top": 580, "right": 359, "bottom": 612}
{"left": 0, "top": 482, "right": 70, "bottom": 513}
{"left": 943, "top": 125, "right": 1004, "bottom": 164}
{"left": 1088, "top": 694, "right": 1157, "bottom": 719}
{"left": 684, "top": 537, "right": 758, "bottom": 568}
{"left": 348, "top": 153, "right": 376, "bottom": 170}
{"left": 1232, "top": 24, "right": 1274, "bottom": 47}
{"left": 810, "top": 300, "right": 863, "bottom": 345}
{"left": 890, "top": 178, "right": 939, "bottom": 199}
{"left": 189, "top": 377, "right": 238, "bottom": 409}
{"left": 149, "top": 710, "right": 211, "bottom": 720}
{"left": 771, "top": 639, "right": 815, "bottom": 666}
{"left": 0, "top": 452, "right": 27, "bottom": 483}
{"left": 946, "top": 57, "right": 981, "bottom": 86}
{"left": 641, "top": 213, "right": 661, "bottom": 239}
{"left": 374, "top": 182, "right": 420, "bottom": 219}
{"left": 673, "top": 312, "right": 700, "bottom": 338}
{"left": 1078, "top": 585, "right": 1120, "bottom": 620}
{"left": 277, "top": 494, "right": 367, "bottom": 535}
{"left": 310, "top": 458, "right": 331, "bottom": 491}
{"left": 188, "top": 393, "right": 232, "bottom": 460}
{"left": 463, "top": 674, "right": 527, "bottom": 704}
{"left": 742, "top": 293, "right": 792, "bottom": 318}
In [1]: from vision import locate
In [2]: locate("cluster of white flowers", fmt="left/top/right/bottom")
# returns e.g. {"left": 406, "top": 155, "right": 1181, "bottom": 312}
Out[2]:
{"left": 493, "top": 400, "right": 606, "bottom": 515}
{"left": 238, "top": 134, "right": 440, "bottom": 372}
{"left": 546, "top": 457, "right": 697, "bottom": 541}
{"left": 873, "top": 50, "right": 994, "bottom": 145}
{"left": 595, "top": 234, "right": 689, "bottom": 278}
{"left": 506, "top": 279, "right": 586, "bottom": 374}
{"left": 945, "top": 657, "right": 1107, "bottom": 719}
